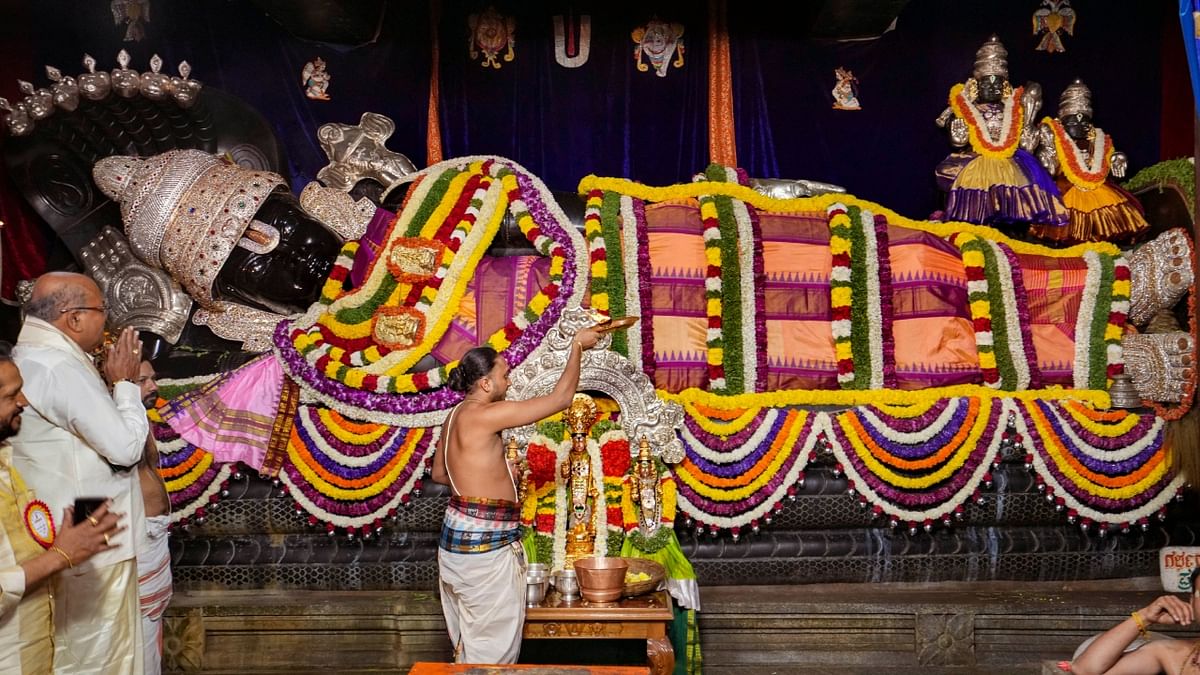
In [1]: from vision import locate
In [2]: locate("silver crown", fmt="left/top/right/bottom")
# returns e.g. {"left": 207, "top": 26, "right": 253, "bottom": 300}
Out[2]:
{"left": 1058, "top": 79, "right": 1092, "bottom": 119}
{"left": 972, "top": 35, "right": 1009, "bottom": 80}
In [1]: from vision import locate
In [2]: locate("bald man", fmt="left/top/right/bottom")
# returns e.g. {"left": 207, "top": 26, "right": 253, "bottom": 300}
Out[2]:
{"left": 12, "top": 272, "right": 147, "bottom": 674}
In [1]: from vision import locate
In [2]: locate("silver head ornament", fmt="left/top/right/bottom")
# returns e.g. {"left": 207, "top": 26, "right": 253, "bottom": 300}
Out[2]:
{"left": 45, "top": 65, "right": 80, "bottom": 112}
{"left": 79, "top": 54, "right": 113, "bottom": 100}
{"left": 972, "top": 35, "right": 1009, "bottom": 80}
{"left": 1058, "top": 79, "right": 1092, "bottom": 120}
{"left": 111, "top": 49, "right": 140, "bottom": 98}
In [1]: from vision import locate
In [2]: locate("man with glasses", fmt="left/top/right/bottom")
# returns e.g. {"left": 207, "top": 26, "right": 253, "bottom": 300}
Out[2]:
{"left": 10, "top": 272, "right": 148, "bottom": 674}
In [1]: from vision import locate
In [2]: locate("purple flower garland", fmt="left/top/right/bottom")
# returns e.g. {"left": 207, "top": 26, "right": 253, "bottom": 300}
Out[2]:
{"left": 631, "top": 196, "right": 657, "bottom": 382}
{"left": 735, "top": 167, "right": 769, "bottom": 392}
{"left": 682, "top": 408, "right": 772, "bottom": 450}
{"left": 1039, "top": 400, "right": 1158, "bottom": 451}
{"left": 283, "top": 431, "right": 434, "bottom": 518}
{"left": 832, "top": 402, "right": 1000, "bottom": 508}
{"left": 874, "top": 214, "right": 898, "bottom": 389}
{"left": 858, "top": 398, "right": 955, "bottom": 433}
{"left": 681, "top": 410, "right": 787, "bottom": 477}
{"left": 293, "top": 414, "right": 415, "bottom": 480}
{"left": 849, "top": 400, "right": 974, "bottom": 462}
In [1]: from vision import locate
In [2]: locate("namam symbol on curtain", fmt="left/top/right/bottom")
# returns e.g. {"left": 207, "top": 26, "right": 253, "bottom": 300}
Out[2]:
{"left": 469, "top": 5, "right": 516, "bottom": 69}
{"left": 1033, "top": 0, "right": 1076, "bottom": 53}
{"left": 632, "top": 18, "right": 684, "bottom": 77}
{"left": 553, "top": 12, "right": 591, "bottom": 68}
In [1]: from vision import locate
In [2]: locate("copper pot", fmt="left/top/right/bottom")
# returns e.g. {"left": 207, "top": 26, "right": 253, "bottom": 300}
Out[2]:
{"left": 573, "top": 557, "right": 628, "bottom": 602}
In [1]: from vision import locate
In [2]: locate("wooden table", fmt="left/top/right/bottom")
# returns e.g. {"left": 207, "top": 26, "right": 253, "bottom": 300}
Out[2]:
{"left": 409, "top": 664, "right": 649, "bottom": 674}
{"left": 523, "top": 590, "right": 674, "bottom": 675}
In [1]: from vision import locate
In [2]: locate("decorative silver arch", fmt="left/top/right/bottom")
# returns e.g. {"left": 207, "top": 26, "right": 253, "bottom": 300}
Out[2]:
{"left": 505, "top": 305, "right": 685, "bottom": 463}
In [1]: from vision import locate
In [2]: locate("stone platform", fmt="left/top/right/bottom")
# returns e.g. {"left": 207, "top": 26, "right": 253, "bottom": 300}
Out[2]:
{"left": 161, "top": 577, "right": 1199, "bottom": 674}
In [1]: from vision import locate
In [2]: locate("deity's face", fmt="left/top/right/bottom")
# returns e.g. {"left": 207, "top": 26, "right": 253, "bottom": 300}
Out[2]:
{"left": 644, "top": 24, "right": 670, "bottom": 55}
{"left": 215, "top": 192, "right": 342, "bottom": 315}
{"left": 976, "top": 75, "right": 1007, "bottom": 104}
{"left": 1061, "top": 112, "right": 1092, "bottom": 141}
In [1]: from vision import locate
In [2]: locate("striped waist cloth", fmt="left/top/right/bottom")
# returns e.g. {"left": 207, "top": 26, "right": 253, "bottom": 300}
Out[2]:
{"left": 439, "top": 495, "right": 521, "bottom": 554}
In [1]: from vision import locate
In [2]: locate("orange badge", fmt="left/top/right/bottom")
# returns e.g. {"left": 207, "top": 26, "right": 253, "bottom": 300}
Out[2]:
{"left": 24, "top": 500, "right": 55, "bottom": 549}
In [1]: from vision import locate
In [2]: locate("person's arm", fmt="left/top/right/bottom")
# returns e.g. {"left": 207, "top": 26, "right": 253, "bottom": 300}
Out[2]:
{"left": 28, "top": 360, "right": 149, "bottom": 468}
{"left": 430, "top": 421, "right": 450, "bottom": 486}
{"left": 1071, "top": 595, "right": 1194, "bottom": 675}
{"left": 477, "top": 329, "right": 601, "bottom": 433}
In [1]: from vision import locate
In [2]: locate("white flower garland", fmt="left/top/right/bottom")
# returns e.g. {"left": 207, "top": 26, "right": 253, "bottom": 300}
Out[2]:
{"left": 551, "top": 436, "right": 609, "bottom": 572}
{"left": 1074, "top": 251, "right": 1102, "bottom": 389}
{"left": 1041, "top": 403, "right": 1163, "bottom": 462}
{"left": 725, "top": 167, "right": 760, "bottom": 391}
{"left": 860, "top": 207, "right": 884, "bottom": 389}
{"left": 679, "top": 408, "right": 783, "bottom": 464}
{"left": 857, "top": 398, "right": 963, "bottom": 445}
{"left": 619, "top": 195, "right": 644, "bottom": 373}
{"left": 674, "top": 411, "right": 816, "bottom": 530}
{"left": 987, "top": 239, "right": 1031, "bottom": 390}
{"left": 298, "top": 406, "right": 400, "bottom": 468}
{"left": 1059, "top": 126, "right": 1110, "bottom": 178}
{"left": 158, "top": 373, "right": 222, "bottom": 389}
{"left": 955, "top": 86, "right": 1020, "bottom": 149}
{"left": 826, "top": 399, "right": 1008, "bottom": 523}
{"left": 1014, "top": 407, "right": 1183, "bottom": 524}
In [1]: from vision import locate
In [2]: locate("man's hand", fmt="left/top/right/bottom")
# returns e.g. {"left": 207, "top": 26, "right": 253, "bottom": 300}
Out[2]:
{"left": 576, "top": 328, "right": 601, "bottom": 350}
{"left": 103, "top": 327, "right": 142, "bottom": 386}
{"left": 1138, "top": 594, "right": 1195, "bottom": 626}
{"left": 55, "top": 501, "right": 123, "bottom": 566}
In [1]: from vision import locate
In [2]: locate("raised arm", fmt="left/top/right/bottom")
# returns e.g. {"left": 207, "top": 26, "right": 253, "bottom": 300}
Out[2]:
{"left": 1070, "top": 595, "right": 1194, "bottom": 675}
{"left": 476, "top": 328, "right": 602, "bottom": 433}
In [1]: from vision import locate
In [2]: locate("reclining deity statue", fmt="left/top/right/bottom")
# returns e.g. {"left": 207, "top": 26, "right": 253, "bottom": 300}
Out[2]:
{"left": 1027, "top": 80, "right": 1150, "bottom": 245}
{"left": 935, "top": 36, "right": 1069, "bottom": 235}
{"left": 79, "top": 140, "right": 1195, "bottom": 476}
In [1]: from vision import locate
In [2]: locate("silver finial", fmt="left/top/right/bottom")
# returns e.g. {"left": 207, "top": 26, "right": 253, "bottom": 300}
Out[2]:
{"left": 0, "top": 98, "right": 11, "bottom": 112}
{"left": 83, "top": 54, "right": 97, "bottom": 73}
{"left": 149, "top": 54, "right": 163, "bottom": 73}
{"left": 178, "top": 61, "right": 191, "bottom": 80}
{"left": 17, "top": 80, "right": 33, "bottom": 95}
{"left": 117, "top": 49, "right": 131, "bottom": 69}
{"left": 46, "top": 65, "right": 63, "bottom": 82}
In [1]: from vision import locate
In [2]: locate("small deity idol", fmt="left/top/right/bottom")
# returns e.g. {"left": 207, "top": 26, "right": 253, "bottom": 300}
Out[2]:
{"left": 302, "top": 57, "right": 331, "bottom": 101}
{"left": 831, "top": 67, "right": 861, "bottom": 111}
{"left": 560, "top": 394, "right": 600, "bottom": 563}
{"left": 934, "top": 36, "right": 1068, "bottom": 234}
{"left": 1028, "top": 80, "right": 1149, "bottom": 244}
{"left": 630, "top": 437, "right": 663, "bottom": 537}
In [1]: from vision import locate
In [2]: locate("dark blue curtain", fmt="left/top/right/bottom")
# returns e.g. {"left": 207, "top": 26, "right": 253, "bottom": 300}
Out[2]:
{"left": 20, "top": 0, "right": 432, "bottom": 191}
{"left": 731, "top": 0, "right": 1172, "bottom": 219}
{"left": 436, "top": 0, "right": 709, "bottom": 191}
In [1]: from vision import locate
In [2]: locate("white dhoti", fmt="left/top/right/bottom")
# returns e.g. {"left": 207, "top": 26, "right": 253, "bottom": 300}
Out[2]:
{"left": 53, "top": 559, "right": 143, "bottom": 675}
{"left": 137, "top": 515, "right": 173, "bottom": 675}
{"left": 437, "top": 541, "right": 526, "bottom": 664}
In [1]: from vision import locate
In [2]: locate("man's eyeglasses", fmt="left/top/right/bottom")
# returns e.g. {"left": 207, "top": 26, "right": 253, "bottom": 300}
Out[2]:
{"left": 59, "top": 304, "right": 108, "bottom": 314}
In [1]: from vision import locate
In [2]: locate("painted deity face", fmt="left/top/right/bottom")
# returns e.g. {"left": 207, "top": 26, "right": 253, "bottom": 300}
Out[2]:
{"left": 976, "top": 75, "right": 1006, "bottom": 103}
{"left": 1061, "top": 112, "right": 1092, "bottom": 141}
{"left": 217, "top": 192, "right": 341, "bottom": 316}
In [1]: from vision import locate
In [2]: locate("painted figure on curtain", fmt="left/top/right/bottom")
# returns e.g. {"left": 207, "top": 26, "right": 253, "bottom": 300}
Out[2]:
{"left": 934, "top": 36, "right": 1069, "bottom": 234}
{"left": 832, "top": 67, "right": 861, "bottom": 111}
{"left": 111, "top": 0, "right": 151, "bottom": 42}
{"left": 1032, "top": 0, "right": 1076, "bottom": 54}
{"left": 468, "top": 6, "right": 516, "bottom": 69}
{"left": 632, "top": 18, "right": 685, "bottom": 78}
{"left": 553, "top": 12, "right": 591, "bottom": 68}
{"left": 1029, "top": 80, "right": 1149, "bottom": 245}
{"left": 302, "top": 57, "right": 331, "bottom": 101}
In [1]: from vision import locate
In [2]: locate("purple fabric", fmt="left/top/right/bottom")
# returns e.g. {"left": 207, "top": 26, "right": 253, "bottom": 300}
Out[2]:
{"left": 350, "top": 208, "right": 399, "bottom": 289}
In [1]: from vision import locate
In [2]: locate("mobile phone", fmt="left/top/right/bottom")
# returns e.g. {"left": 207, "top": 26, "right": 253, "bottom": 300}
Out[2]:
{"left": 73, "top": 497, "right": 106, "bottom": 525}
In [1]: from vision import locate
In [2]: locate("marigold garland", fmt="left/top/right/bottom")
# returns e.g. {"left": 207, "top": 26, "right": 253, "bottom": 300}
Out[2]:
{"left": 949, "top": 84, "right": 1025, "bottom": 159}
{"left": 1046, "top": 117, "right": 1113, "bottom": 190}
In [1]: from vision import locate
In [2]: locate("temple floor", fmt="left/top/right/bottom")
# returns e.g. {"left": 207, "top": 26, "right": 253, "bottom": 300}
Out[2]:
{"left": 161, "top": 577, "right": 1199, "bottom": 674}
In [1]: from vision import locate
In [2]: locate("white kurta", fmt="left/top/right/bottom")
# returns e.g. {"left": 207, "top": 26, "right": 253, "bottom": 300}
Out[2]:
{"left": 11, "top": 317, "right": 148, "bottom": 674}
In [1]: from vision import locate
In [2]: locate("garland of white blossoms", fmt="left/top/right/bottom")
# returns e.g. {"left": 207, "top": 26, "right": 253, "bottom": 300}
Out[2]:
{"left": 1013, "top": 406, "right": 1182, "bottom": 524}
{"left": 161, "top": 436, "right": 234, "bottom": 524}
{"left": 679, "top": 408, "right": 787, "bottom": 464}
{"left": 619, "top": 195, "right": 645, "bottom": 373}
{"left": 1074, "top": 251, "right": 1102, "bottom": 389}
{"left": 985, "top": 238, "right": 1032, "bottom": 389}
{"left": 826, "top": 399, "right": 1008, "bottom": 524}
{"left": 551, "top": 436, "right": 609, "bottom": 571}
{"left": 856, "top": 398, "right": 964, "bottom": 445}
{"left": 728, "top": 176, "right": 761, "bottom": 391}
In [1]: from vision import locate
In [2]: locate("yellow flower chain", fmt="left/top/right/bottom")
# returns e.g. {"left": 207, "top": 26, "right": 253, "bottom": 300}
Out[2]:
{"left": 1028, "top": 410, "right": 1169, "bottom": 500}
{"left": 836, "top": 398, "right": 991, "bottom": 490}
{"left": 673, "top": 410, "right": 807, "bottom": 500}
{"left": 576, "top": 176, "right": 1120, "bottom": 258}
{"left": 658, "top": 384, "right": 1110, "bottom": 411}
{"left": 681, "top": 401, "right": 763, "bottom": 438}
{"left": 285, "top": 428, "right": 423, "bottom": 500}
